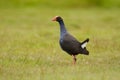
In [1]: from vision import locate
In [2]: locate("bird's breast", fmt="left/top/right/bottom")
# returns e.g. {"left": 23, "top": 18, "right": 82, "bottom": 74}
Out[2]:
{"left": 60, "top": 38, "right": 63, "bottom": 43}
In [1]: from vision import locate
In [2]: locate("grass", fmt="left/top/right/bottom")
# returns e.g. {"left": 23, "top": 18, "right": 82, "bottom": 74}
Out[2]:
{"left": 0, "top": 0, "right": 120, "bottom": 8}
{"left": 0, "top": 7, "right": 120, "bottom": 80}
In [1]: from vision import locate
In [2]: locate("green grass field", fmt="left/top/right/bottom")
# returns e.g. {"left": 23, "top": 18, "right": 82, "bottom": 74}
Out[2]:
{"left": 0, "top": 7, "right": 120, "bottom": 80}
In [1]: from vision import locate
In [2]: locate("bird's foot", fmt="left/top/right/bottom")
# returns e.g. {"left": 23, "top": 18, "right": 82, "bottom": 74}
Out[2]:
{"left": 72, "top": 55, "right": 77, "bottom": 65}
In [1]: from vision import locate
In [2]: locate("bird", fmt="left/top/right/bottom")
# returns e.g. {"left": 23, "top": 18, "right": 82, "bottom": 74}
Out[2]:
{"left": 52, "top": 16, "right": 89, "bottom": 64}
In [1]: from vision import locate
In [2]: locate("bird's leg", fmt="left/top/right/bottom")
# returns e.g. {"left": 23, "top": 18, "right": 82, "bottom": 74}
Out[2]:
{"left": 72, "top": 55, "right": 77, "bottom": 64}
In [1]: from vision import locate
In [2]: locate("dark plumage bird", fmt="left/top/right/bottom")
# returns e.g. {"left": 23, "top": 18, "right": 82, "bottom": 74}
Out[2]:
{"left": 52, "top": 16, "right": 89, "bottom": 64}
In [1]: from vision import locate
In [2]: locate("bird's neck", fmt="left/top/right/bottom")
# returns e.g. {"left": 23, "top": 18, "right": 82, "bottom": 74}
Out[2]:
{"left": 58, "top": 20, "right": 67, "bottom": 37}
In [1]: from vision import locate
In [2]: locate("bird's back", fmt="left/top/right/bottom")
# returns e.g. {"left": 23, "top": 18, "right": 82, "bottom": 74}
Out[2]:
{"left": 60, "top": 33, "right": 82, "bottom": 55}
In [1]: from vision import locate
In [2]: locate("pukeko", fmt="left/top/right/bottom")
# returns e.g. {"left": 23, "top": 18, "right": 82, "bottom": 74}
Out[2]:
{"left": 52, "top": 16, "right": 89, "bottom": 64}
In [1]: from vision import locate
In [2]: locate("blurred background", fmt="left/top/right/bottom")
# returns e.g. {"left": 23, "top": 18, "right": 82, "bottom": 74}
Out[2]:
{"left": 0, "top": 0, "right": 120, "bottom": 80}
{"left": 0, "top": 0, "right": 120, "bottom": 8}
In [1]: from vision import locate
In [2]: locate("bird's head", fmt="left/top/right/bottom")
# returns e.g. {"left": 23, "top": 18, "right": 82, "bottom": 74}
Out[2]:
{"left": 52, "top": 16, "right": 63, "bottom": 22}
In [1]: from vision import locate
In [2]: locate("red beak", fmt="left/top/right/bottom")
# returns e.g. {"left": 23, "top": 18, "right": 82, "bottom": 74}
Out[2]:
{"left": 52, "top": 17, "right": 57, "bottom": 21}
{"left": 52, "top": 16, "right": 59, "bottom": 21}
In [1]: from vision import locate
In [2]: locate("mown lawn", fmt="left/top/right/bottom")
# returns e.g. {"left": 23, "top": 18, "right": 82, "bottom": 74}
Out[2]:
{"left": 0, "top": 7, "right": 120, "bottom": 80}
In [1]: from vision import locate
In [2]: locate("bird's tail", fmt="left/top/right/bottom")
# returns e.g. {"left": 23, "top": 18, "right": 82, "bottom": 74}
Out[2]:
{"left": 81, "top": 38, "right": 89, "bottom": 48}
{"left": 82, "top": 38, "right": 89, "bottom": 44}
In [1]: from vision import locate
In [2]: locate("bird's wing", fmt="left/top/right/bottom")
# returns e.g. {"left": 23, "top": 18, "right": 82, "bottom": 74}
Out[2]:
{"left": 62, "top": 33, "right": 81, "bottom": 47}
{"left": 64, "top": 33, "right": 79, "bottom": 42}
